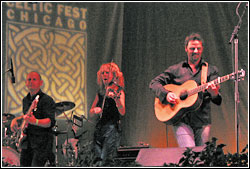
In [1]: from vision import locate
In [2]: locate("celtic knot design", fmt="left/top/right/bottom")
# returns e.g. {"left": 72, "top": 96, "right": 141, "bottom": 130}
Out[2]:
{"left": 6, "top": 22, "right": 87, "bottom": 118}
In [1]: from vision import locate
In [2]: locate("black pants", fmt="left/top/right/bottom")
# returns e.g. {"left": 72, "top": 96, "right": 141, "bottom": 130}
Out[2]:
{"left": 20, "top": 133, "right": 54, "bottom": 167}
{"left": 93, "top": 124, "right": 121, "bottom": 164}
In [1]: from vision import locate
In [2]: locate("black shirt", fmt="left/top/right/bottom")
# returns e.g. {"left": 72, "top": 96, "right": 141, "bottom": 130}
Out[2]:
{"left": 95, "top": 92, "right": 121, "bottom": 128}
{"left": 23, "top": 90, "right": 56, "bottom": 135}
{"left": 149, "top": 59, "right": 222, "bottom": 127}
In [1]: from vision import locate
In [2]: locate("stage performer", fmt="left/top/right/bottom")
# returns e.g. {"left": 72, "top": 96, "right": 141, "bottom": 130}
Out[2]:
{"left": 89, "top": 62, "right": 125, "bottom": 166}
{"left": 11, "top": 71, "right": 56, "bottom": 166}
{"left": 149, "top": 33, "right": 222, "bottom": 147}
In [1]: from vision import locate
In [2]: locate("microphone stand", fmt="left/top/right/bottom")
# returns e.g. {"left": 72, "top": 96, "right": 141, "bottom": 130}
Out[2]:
{"left": 228, "top": 2, "right": 247, "bottom": 154}
{"left": 62, "top": 110, "right": 74, "bottom": 166}
{"left": 233, "top": 36, "right": 240, "bottom": 155}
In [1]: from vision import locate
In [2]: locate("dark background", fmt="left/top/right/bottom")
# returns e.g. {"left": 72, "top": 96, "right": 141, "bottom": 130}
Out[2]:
{"left": 2, "top": 2, "right": 248, "bottom": 155}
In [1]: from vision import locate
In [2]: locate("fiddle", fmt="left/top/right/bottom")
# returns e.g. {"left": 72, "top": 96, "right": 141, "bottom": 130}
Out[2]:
{"left": 99, "top": 81, "right": 122, "bottom": 118}
{"left": 105, "top": 81, "right": 122, "bottom": 100}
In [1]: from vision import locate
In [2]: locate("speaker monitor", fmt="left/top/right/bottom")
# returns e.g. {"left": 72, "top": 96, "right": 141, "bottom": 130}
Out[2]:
{"left": 116, "top": 145, "right": 150, "bottom": 161}
{"left": 135, "top": 146, "right": 205, "bottom": 167}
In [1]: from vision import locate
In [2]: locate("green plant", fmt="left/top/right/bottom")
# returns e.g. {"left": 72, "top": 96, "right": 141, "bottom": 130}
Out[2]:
{"left": 226, "top": 144, "right": 248, "bottom": 167}
{"left": 163, "top": 137, "right": 248, "bottom": 167}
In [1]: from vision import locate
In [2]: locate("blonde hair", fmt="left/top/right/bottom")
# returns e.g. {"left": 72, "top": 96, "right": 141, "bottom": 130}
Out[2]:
{"left": 97, "top": 62, "right": 124, "bottom": 89}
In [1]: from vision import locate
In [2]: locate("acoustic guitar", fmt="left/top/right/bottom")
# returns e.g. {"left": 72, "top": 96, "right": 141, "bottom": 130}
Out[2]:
{"left": 154, "top": 69, "right": 245, "bottom": 124}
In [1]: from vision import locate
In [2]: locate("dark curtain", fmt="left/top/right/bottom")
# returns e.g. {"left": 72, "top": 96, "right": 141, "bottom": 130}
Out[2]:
{"left": 83, "top": 2, "right": 125, "bottom": 109}
{"left": 120, "top": 2, "right": 248, "bottom": 153}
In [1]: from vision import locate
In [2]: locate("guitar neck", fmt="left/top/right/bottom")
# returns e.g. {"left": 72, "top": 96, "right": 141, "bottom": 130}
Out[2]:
{"left": 188, "top": 73, "right": 233, "bottom": 96}
{"left": 20, "top": 104, "right": 34, "bottom": 131}
{"left": 21, "top": 95, "right": 39, "bottom": 128}
{"left": 26, "top": 98, "right": 38, "bottom": 117}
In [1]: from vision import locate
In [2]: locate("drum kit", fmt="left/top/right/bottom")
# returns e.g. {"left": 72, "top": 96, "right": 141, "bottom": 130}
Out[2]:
{"left": 2, "top": 101, "right": 90, "bottom": 167}
{"left": 53, "top": 101, "right": 78, "bottom": 167}
{"left": 2, "top": 113, "right": 20, "bottom": 166}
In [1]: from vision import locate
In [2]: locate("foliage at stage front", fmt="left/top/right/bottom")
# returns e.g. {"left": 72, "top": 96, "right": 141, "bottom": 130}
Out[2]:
{"left": 163, "top": 137, "right": 248, "bottom": 167}
{"left": 3, "top": 137, "right": 247, "bottom": 167}
{"left": 63, "top": 141, "right": 142, "bottom": 167}
{"left": 53, "top": 137, "right": 248, "bottom": 167}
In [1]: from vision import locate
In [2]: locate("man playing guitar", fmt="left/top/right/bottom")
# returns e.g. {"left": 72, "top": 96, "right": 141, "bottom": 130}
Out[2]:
{"left": 149, "top": 33, "right": 222, "bottom": 147}
{"left": 11, "top": 71, "right": 56, "bottom": 166}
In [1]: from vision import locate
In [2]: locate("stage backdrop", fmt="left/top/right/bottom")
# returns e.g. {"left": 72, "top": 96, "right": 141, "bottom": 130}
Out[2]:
{"left": 2, "top": 2, "right": 88, "bottom": 119}
{"left": 2, "top": 2, "right": 248, "bottom": 154}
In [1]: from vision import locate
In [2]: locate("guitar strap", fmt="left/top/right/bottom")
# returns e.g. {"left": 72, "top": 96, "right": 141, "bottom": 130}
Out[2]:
{"left": 201, "top": 62, "right": 208, "bottom": 91}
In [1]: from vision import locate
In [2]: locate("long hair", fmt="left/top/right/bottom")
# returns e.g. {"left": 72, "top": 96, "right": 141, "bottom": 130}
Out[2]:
{"left": 97, "top": 62, "right": 124, "bottom": 90}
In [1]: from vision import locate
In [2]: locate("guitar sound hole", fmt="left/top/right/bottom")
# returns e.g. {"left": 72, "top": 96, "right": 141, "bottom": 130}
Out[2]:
{"left": 180, "top": 91, "right": 188, "bottom": 100}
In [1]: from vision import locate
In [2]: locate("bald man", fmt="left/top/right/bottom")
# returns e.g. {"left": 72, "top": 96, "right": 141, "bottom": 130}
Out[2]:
{"left": 11, "top": 71, "right": 56, "bottom": 166}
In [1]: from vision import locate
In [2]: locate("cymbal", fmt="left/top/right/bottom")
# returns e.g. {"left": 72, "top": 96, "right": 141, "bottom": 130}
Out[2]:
{"left": 55, "top": 101, "right": 75, "bottom": 112}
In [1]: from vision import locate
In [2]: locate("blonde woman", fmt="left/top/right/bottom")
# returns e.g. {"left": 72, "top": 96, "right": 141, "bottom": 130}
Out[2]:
{"left": 89, "top": 62, "right": 125, "bottom": 165}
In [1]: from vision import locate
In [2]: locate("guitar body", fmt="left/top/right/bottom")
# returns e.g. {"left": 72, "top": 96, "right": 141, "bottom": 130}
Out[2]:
{"left": 16, "top": 122, "right": 28, "bottom": 149}
{"left": 154, "top": 80, "right": 202, "bottom": 124}
{"left": 154, "top": 69, "right": 246, "bottom": 124}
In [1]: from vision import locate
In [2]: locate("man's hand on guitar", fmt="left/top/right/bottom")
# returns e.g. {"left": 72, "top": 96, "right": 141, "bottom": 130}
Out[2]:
{"left": 10, "top": 118, "right": 19, "bottom": 132}
{"left": 206, "top": 82, "right": 219, "bottom": 97}
{"left": 23, "top": 112, "right": 37, "bottom": 125}
{"left": 167, "top": 92, "right": 178, "bottom": 104}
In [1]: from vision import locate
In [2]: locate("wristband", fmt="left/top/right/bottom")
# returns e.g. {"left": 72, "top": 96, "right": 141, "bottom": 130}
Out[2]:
{"left": 36, "top": 119, "right": 39, "bottom": 125}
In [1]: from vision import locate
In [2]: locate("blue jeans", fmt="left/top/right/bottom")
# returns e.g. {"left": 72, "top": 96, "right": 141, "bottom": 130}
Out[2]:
{"left": 172, "top": 122, "right": 211, "bottom": 147}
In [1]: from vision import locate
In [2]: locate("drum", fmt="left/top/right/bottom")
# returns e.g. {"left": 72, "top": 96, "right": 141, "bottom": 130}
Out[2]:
{"left": 2, "top": 146, "right": 20, "bottom": 167}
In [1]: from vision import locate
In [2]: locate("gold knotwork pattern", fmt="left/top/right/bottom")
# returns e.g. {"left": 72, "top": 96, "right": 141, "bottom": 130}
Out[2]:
{"left": 6, "top": 22, "right": 87, "bottom": 118}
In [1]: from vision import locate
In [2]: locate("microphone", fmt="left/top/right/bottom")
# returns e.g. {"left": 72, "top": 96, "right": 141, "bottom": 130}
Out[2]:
{"left": 6, "top": 58, "right": 15, "bottom": 83}
{"left": 10, "top": 59, "right": 15, "bottom": 83}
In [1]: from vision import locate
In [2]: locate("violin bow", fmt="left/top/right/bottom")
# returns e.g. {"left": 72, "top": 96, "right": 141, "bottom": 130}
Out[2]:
{"left": 100, "top": 59, "right": 113, "bottom": 118}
